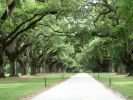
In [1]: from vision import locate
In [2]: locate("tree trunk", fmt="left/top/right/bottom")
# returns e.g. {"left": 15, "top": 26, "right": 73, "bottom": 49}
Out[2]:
{"left": 0, "top": 66, "right": 5, "bottom": 78}
{"left": 45, "top": 64, "right": 49, "bottom": 73}
{"left": 0, "top": 51, "right": 5, "bottom": 78}
{"left": 42, "top": 60, "right": 46, "bottom": 73}
{"left": 117, "top": 64, "right": 126, "bottom": 74}
{"left": 36, "top": 66, "right": 41, "bottom": 73}
{"left": 17, "top": 60, "right": 27, "bottom": 75}
{"left": 127, "top": 63, "right": 133, "bottom": 76}
{"left": 21, "top": 65, "right": 27, "bottom": 75}
{"left": 9, "top": 59, "right": 18, "bottom": 77}
{"left": 31, "top": 65, "right": 36, "bottom": 75}
{"left": 128, "top": 70, "right": 133, "bottom": 76}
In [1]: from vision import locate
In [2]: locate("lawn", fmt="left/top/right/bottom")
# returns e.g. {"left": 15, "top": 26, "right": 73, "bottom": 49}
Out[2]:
{"left": 93, "top": 73, "right": 133, "bottom": 100}
{"left": 0, "top": 73, "right": 71, "bottom": 100}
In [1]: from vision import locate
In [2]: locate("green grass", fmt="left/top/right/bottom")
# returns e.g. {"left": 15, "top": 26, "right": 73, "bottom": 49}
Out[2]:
{"left": 93, "top": 73, "right": 133, "bottom": 100}
{"left": 0, "top": 73, "right": 71, "bottom": 100}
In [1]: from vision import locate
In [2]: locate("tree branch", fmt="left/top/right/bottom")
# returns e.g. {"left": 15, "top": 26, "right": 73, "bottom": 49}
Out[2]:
{"left": 16, "top": 43, "right": 32, "bottom": 57}
{"left": 0, "top": 0, "right": 16, "bottom": 27}
{"left": 40, "top": 24, "right": 75, "bottom": 36}
{"left": 5, "top": 13, "right": 41, "bottom": 41}
{"left": 5, "top": 11, "right": 57, "bottom": 47}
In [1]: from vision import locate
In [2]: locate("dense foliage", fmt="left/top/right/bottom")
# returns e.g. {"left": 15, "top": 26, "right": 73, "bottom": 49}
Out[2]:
{"left": 0, "top": 0, "right": 133, "bottom": 77}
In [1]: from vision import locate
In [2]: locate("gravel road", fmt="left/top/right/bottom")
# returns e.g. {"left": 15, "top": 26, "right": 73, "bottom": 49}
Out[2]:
{"left": 31, "top": 73, "right": 126, "bottom": 100}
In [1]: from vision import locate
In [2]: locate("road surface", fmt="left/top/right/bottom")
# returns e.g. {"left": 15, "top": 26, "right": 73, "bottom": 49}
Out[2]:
{"left": 31, "top": 73, "right": 125, "bottom": 100}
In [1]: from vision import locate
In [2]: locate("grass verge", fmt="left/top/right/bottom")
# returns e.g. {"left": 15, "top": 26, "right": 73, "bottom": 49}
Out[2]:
{"left": 0, "top": 73, "right": 71, "bottom": 100}
{"left": 92, "top": 73, "right": 133, "bottom": 100}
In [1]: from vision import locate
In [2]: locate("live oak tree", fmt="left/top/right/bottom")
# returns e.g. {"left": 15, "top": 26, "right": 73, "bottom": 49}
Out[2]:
{"left": 0, "top": 0, "right": 133, "bottom": 77}
{"left": 0, "top": 0, "right": 83, "bottom": 77}
{"left": 75, "top": 0, "right": 133, "bottom": 75}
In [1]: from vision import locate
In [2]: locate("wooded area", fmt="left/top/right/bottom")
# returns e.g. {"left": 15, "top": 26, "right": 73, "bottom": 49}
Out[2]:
{"left": 0, "top": 0, "right": 133, "bottom": 78}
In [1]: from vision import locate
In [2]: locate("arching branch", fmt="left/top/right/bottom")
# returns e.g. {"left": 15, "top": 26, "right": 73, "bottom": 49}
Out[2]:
{"left": 0, "top": 0, "right": 16, "bottom": 27}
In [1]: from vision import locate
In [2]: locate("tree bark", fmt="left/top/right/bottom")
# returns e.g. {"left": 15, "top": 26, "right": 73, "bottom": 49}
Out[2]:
{"left": 31, "top": 63, "right": 36, "bottom": 75}
{"left": 117, "top": 64, "right": 126, "bottom": 74}
{"left": 127, "top": 63, "right": 133, "bottom": 76}
{"left": 9, "top": 59, "right": 18, "bottom": 77}
{"left": 17, "top": 58, "right": 27, "bottom": 75}
{"left": 21, "top": 65, "right": 27, "bottom": 75}
{"left": 36, "top": 66, "right": 41, "bottom": 73}
{"left": 0, "top": 66, "right": 5, "bottom": 78}
{"left": 0, "top": 51, "right": 5, "bottom": 78}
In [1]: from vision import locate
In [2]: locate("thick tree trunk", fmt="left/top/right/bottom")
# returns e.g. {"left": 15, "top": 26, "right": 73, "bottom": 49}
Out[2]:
{"left": 45, "top": 64, "right": 49, "bottom": 73}
{"left": 117, "top": 64, "right": 126, "bottom": 74}
{"left": 128, "top": 64, "right": 133, "bottom": 76}
{"left": 9, "top": 59, "right": 18, "bottom": 77}
{"left": 0, "top": 66, "right": 5, "bottom": 78}
{"left": 36, "top": 66, "right": 41, "bottom": 73}
{"left": 17, "top": 59, "right": 27, "bottom": 75}
{"left": 124, "top": 62, "right": 133, "bottom": 76}
{"left": 31, "top": 65, "right": 36, "bottom": 75}
{"left": 42, "top": 66, "right": 45, "bottom": 73}
{"left": 42, "top": 60, "right": 46, "bottom": 73}
{"left": 21, "top": 65, "right": 27, "bottom": 75}
{"left": 0, "top": 51, "right": 5, "bottom": 78}
{"left": 101, "top": 60, "right": 109, "bottom": 72}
